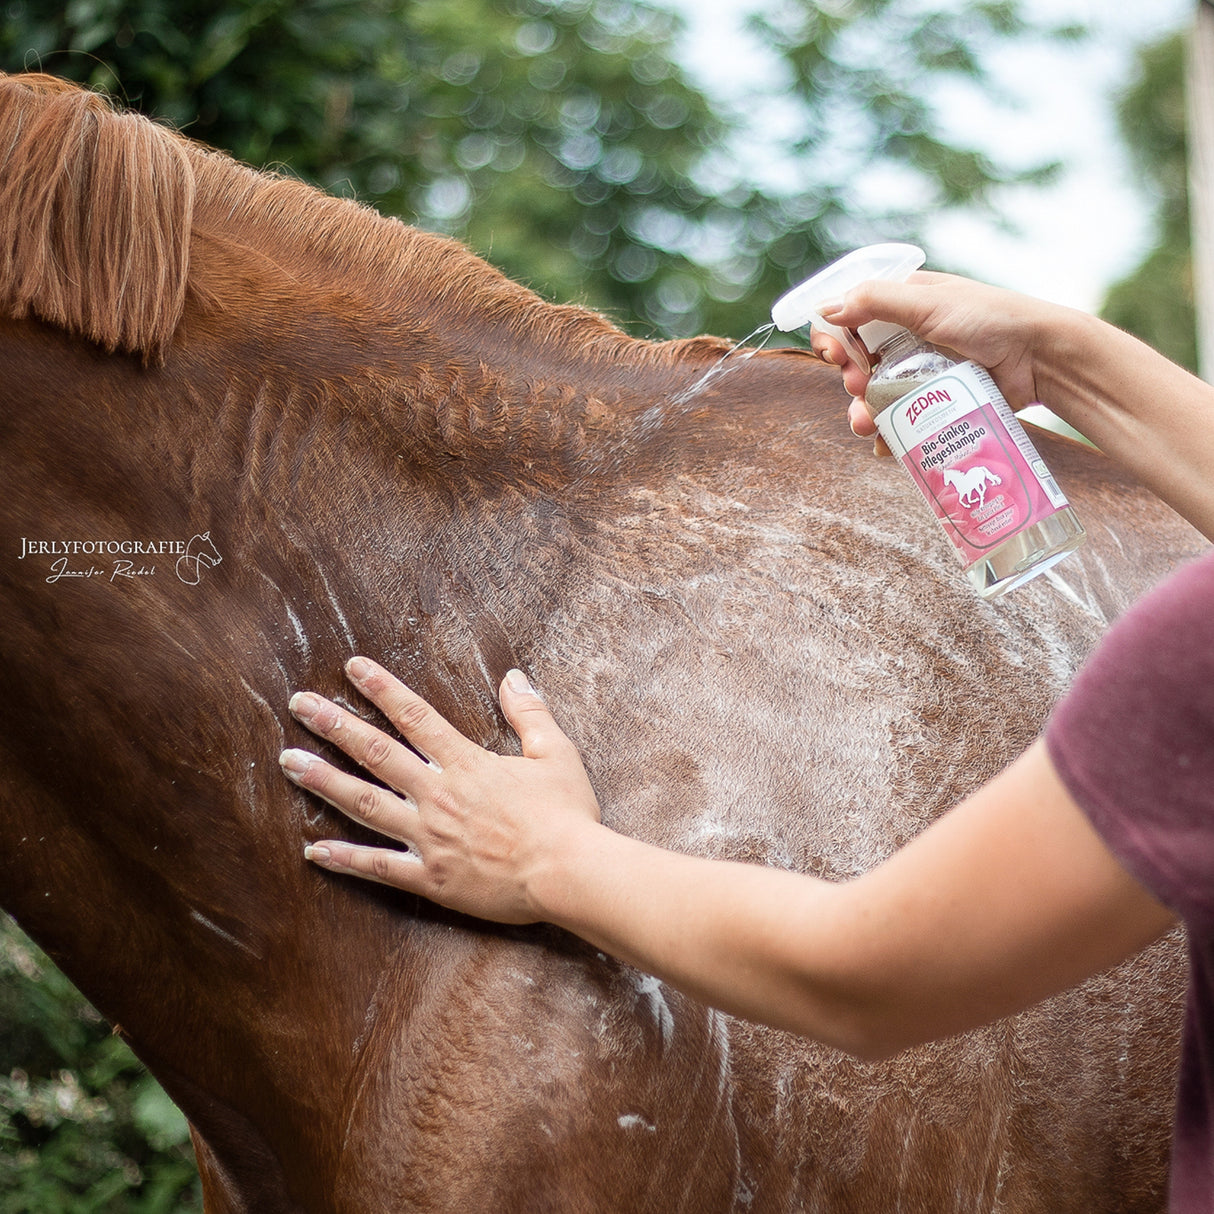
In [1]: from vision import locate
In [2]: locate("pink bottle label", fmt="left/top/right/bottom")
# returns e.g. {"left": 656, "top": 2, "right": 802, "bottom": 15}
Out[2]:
{"left": 875, "top": 363, "right": 1070, "bottom": 566}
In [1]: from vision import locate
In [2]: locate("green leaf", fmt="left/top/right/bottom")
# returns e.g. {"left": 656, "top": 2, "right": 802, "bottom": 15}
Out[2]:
{"left": 132, "top": 1077, "right": 192, "bottom": 1152}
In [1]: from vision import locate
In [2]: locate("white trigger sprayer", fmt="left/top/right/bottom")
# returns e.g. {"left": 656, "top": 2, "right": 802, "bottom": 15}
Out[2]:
{"left": 772, "top": 244, "right": 1085, "bottom": 599}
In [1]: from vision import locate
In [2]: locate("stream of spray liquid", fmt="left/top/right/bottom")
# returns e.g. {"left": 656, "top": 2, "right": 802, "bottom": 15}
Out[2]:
{"left": 583, "top": 323, "right": 780, "bottom": 479}
{"left": 666, "top": 322, "right": 778, "bottom": 409}
{"left": 628, "top": 322, "right": 779, "bottom": 447}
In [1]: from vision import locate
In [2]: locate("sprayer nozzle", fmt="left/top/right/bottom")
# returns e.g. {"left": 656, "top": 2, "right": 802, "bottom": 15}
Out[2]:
{"left": 770, "top": 242, "right": 926, "bottom": 369}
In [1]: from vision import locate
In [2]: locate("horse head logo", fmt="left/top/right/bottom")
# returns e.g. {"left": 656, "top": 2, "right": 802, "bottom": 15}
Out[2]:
{"left": 176, "top": 531, "right": 222, "bottom": 585}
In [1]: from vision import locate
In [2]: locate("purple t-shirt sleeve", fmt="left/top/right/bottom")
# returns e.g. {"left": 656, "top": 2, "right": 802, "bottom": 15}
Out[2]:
{"left": 1045, "top": 549, "right": 1214, "bottom": 933}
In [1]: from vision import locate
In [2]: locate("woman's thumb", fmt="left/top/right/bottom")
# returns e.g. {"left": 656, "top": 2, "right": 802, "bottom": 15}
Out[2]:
{"left": 500, "top": 669, "right": 566, "bottom": 759}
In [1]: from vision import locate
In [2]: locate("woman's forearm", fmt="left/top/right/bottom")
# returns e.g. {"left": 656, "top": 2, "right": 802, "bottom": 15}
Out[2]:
{"left": 288, "top": 668, "right": 1176, "bottom": 1063}
{"left": 528, "top": 821, "right": 883, "bottom": 1054}
{"left": 1035, "top": 308, "right": 1214, "bottom": 539}
{"left": 526, "top": 744, "right": 1177, "bottom": 1062}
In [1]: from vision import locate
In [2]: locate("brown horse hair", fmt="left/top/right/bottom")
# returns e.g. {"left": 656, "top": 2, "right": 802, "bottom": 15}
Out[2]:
{"left": 0, "top": 73, "right": 193, "bottom": 363}
{"left": 0, "top": 71, "right": 731, "bottom": 370}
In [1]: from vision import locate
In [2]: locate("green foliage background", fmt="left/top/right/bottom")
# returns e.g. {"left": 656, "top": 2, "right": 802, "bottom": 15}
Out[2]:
{"left": 0, "top": 1, "right": 1193, "bottom": 1209}
{"left": 2, "top": 0, "right": 1077, "bottom": 338}
{"left": 1100, "top": 30, "right": 1195, "bottom": 371}
{"left": 1, "top": 916, "right": 202, "bottom": 1212}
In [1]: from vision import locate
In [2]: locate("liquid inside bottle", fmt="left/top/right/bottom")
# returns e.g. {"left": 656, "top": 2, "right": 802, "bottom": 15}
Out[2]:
{"left": 865, "top": 330, "right": 1085, "bottom": 599}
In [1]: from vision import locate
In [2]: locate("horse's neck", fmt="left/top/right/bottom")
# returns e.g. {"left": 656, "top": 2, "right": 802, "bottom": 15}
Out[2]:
{"left": 0, "top": 299, "right": 827, "bottom": 1153}
{"left": 0, "top": 325, "right": 447, "bottom": 1132}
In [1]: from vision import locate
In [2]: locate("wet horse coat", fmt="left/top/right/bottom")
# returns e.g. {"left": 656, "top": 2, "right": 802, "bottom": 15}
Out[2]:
{"left": 0, "top": 73, "right": 1201, "bottom": 1212}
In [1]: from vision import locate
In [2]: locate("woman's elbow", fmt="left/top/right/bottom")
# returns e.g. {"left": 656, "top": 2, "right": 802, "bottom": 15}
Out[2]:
{"left": 780, "top": 977, "right": 936, "bottom": 1063}
{"left": 815, "top": 1015, "right": 920, "bottom": 1064}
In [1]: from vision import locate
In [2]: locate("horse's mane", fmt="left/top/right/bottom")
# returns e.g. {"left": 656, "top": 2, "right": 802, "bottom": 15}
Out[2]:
{"left": 0, "top": 73, "right": 192, "bottom": 360}
{"left": 0, "top": 71, "right": 723, "bottom": 368}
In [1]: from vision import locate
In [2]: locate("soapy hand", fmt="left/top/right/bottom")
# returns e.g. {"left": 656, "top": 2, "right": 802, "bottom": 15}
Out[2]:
{"left": 280, "top": 659, "right": 602, "bottom": 924}
{"left": 811, "top": 271, "right": 1058, "bottom": 451}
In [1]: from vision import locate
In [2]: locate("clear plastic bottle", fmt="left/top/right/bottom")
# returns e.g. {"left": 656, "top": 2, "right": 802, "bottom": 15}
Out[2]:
{"left": 772, "top": 244, "right": 1085, "bottom": 599}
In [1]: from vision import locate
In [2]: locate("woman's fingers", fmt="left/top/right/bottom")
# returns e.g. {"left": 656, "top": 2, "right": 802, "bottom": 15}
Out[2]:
{"left": 847, "top": 397, "right": 876, "bottom": 437}
{"left": 812, "top": 332, "right": 850, "bottom": 368}
{"left": 302, "top": 839, "right": 426, "bottom": 890}
{"left": 498, "top": 669, "right": 572, "bottom": 761}
{"left": 847, "top": 398, "right": 892, "bottom": 457}
{"left": 287, "top": 686, "right": 434, "bottom": 792}
{"left": 288, "top": 655, "right": 475, "bottom": 790}
{"left": 280, "top": 747, "right": 421, "bottom": 846}
{"left": 810, "top": 330, "right": 875, "bottom": 418}
{"left": 283, "top": 662, "right": 602, "bottom": 923}
{"left": 344, "top": 656, "right": 470, "bottom": 770}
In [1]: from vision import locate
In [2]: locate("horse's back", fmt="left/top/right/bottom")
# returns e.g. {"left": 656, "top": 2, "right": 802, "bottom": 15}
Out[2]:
{"left": 471, "top": 382, "right": 1197, "bottom": 1212}
{"left": 320, "top": 374, "right": 1199, "bottom": 1211}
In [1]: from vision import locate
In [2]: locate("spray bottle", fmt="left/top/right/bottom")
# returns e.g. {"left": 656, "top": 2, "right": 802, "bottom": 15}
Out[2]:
{"left": 771, "top": 243, "right": 1085, "bottom": 599}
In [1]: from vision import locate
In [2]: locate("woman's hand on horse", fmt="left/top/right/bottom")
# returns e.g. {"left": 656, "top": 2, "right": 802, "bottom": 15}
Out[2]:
{"left": 280, "top": 659, "right": 601, "bottom": 924}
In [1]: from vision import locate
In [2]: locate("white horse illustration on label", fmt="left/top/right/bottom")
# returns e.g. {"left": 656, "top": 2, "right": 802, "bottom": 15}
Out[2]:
{"left": 942, "top": 464, "right": 1002, "bottom": 509}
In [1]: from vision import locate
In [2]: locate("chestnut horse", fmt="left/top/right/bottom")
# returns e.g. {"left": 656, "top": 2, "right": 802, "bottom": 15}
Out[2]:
{"left": 0, "top": 73, "right": 1202, "bottom": 1213}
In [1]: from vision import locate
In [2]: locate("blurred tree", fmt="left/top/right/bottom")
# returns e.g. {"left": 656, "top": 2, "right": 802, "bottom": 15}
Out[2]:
{"left": 0, "top": 914, "right": 202, "bottom": 1212}
{"left": 1, "top": 0, "right": 1076, "bottom": 338}
{"left": 1, "top": 0, "right": 729, "bottom": 335}
{"left": 748, "top": 2, "right": 1076, "bottom": 248}
{"left": 1099, "top": 30, "right": 1196, "bottom": 372}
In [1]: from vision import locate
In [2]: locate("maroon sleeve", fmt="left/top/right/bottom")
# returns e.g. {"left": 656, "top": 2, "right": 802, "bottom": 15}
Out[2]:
{"left": 1045, "top": 549, "right": 1214, "bottom": 934}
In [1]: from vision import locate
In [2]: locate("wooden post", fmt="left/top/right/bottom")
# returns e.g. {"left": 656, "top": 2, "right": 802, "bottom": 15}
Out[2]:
{"left": 1188, "top": 0, "right": 1214, "bottom": 381}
